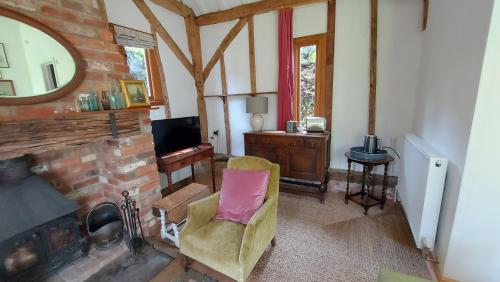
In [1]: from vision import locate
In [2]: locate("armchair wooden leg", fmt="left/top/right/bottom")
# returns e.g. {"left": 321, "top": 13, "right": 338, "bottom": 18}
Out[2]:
{"left": 271, "top": 237, "right": 276, "bottom": 247}
{"left": 181, "top": 254, "right": 192, "bottom": 272}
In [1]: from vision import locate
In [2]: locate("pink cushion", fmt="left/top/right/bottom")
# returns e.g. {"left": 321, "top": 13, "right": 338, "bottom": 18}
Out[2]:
{"left": 215, "top": 168, "right": 270, "bottom": 224}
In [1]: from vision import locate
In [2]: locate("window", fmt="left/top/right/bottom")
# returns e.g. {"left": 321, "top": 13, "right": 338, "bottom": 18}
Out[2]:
{"left": 111, "top": 24, "right": 165, "bottom": 106}
{"left": 123, "top": 46, "right": 164, "bottom": 106}
{"left": 293, "top": 34, "right": 326, "bottom": 125}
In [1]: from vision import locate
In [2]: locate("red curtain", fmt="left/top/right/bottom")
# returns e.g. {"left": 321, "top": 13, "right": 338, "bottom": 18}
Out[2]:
{"left": 277, "top": 8, "right": 294, "bottom": 131}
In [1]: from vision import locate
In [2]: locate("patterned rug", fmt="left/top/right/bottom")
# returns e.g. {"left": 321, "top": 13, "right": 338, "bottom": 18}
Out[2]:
{"left": 248, "top": 191, "right": 431, "bottom": 282}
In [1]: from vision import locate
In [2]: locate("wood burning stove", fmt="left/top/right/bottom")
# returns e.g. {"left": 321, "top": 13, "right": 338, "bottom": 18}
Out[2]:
{"left": 0, "top": 156, "right": 83, "bottom": 282}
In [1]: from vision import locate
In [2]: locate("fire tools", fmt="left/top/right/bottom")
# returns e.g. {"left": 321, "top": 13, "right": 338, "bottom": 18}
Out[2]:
{"left": 120, "top": 191, "right": 145, "bottom": 255}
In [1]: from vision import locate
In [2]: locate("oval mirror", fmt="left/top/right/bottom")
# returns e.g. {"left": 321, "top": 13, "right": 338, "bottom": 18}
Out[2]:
{"left": 0, "top": 8, "right": 84, "bottom": 105}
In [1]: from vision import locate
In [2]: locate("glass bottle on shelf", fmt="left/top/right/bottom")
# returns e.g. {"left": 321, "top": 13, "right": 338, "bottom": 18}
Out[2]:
{"left": 112, "top": 82, "right": 125, "bottom": 109}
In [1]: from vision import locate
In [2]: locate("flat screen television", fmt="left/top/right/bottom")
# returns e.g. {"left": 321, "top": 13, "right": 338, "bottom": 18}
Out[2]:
{"left": 151, "top": 116, "right": 202, "bottom": 156}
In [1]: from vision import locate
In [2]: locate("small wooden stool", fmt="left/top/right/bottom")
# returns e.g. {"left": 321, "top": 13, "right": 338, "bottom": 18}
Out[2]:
{"left": 153, "top": 183, "right": 210, "bottom": 247}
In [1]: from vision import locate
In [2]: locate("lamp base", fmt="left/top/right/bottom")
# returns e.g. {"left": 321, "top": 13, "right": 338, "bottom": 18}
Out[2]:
{"left": 250, "top": 114, "right": 264, "bottom": 132}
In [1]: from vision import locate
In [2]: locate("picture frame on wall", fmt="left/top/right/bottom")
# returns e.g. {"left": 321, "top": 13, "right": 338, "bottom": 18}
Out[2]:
{"left": 0, "top": 80, "right": 16, "bottom": 96}
{"left": 0, "top": 43, "right": 9, "bottom": 68}
{"left": 119, "top": 79, "right": 150, "bottom": 108}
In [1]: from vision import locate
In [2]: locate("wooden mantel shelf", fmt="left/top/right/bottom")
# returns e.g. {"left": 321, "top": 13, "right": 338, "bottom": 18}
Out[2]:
{"left": 0, "top": 107, "right": 150, "bottom": 160}
{"left": 0, "top": 107, "right": 158, "bottom": 123}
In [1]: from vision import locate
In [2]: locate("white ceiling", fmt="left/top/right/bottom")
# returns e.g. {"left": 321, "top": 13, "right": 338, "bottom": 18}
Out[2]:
{"left": 180, "top": 0, "right": 261, "bottom": 16}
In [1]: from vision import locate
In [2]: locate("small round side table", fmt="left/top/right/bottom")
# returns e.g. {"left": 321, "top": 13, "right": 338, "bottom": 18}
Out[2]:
{"left": 344, "top": 151, "right": 394, "bottom": 215}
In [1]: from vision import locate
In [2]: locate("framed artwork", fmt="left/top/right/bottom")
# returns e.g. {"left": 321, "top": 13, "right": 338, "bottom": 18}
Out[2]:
{"left": 119, "top": 79, "right": 150, "bottom": 108}
{"left": 0, "top": 43, "right": 9, "bottom": 68}
{"left": 0, "top": 80, "right": 16, "bottom": 96}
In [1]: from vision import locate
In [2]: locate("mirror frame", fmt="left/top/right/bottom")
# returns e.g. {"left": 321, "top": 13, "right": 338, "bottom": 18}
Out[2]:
{"left": 0, "top": 7, "right": 85, "bottom": 106}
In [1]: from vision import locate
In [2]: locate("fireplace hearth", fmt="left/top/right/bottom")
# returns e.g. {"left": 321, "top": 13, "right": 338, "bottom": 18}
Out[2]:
{"left": 0, "top": 156, "right": 83, "bottom": 282}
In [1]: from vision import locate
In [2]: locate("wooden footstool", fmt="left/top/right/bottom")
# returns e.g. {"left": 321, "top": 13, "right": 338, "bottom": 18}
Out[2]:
{"left": 153, "top": 183, "right": 210, "bottom": 247}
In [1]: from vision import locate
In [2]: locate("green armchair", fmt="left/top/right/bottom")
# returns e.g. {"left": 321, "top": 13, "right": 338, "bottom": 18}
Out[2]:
{"left": 179, "top": 156, "right": 280, "bottom": 282}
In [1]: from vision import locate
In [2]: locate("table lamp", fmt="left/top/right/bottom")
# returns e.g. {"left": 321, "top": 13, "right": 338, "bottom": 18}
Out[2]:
{"left": 246, "top": 96, "right": 268, "bottom": 132}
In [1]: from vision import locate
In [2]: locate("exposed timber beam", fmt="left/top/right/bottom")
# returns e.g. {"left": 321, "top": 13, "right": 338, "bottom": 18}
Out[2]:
{"left": 203, "top": 17, "right": 248, "bottom": 81}
{"left": 248, "top": 16, "right": 256, "bottom": 93}
{"left": 220, "top": 55, "right": 232, "bottom": 155}
{"left": 368, "top": 0, "right": 377, "bottom": 135}
{"left": 150, "top": 25, "right": 171, "bottom": 118}
{"left": 185, "top": 15, "right": 209, "bottom": 141}
{"left": 196, "top": 0, "right": 329, "bottom": 26}
{"left": 324, "top": 0, "right": 335, "bottom": 132}
{"left": 133, "top": 0, "right": 195, "bottom": 78}
{"left": 422, "top": 0, "right": 429, "bottom": 30}
{"left": 149, "top": 0, "right": 195, "bottom": 17}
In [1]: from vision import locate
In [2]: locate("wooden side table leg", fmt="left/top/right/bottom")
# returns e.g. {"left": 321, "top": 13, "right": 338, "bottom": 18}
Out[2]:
{"left": 190, "top": 164, "right": 195, "bottom": 183}
{"left": 345, "top": 159, "right": 352, "bottom": 204}
{"left": 361, "top": 165, "right": 367, "bottom": 199}
{"left": 381, "top": 163, "right": 389, "bottom": 210}
{"left": 167, "top": 172, "right": 173, "bottom": 190}
{"left": 365, "top": 165, "right": 373, "bottom": 215}
{"left": 210, "top": 157, "right": 216, "bottom": 193}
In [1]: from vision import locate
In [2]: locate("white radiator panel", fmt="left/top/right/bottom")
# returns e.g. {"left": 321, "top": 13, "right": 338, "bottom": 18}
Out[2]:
{"left": 398, "top": 134, "right": 448, "bottom": 250}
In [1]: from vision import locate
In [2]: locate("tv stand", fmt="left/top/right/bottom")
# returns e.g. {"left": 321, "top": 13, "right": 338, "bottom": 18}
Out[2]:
{"left": 156, "top": 143, "right": 216, "bottom": 194}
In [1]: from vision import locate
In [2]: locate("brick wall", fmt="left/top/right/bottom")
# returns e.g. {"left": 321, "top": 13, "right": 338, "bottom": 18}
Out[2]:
{"left": 0, "top": 0, "right": 130, "bottom": 119}
{"left": 33, "top": 114, "right": 162, "bottom": 236}
{"left": 0, "top": 0, "right": 162, "bottom": 237}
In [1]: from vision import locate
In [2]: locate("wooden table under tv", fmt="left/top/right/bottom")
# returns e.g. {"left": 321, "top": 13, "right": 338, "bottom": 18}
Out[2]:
{"left": 156, "top": 143, "right": 216, "bottom": 194}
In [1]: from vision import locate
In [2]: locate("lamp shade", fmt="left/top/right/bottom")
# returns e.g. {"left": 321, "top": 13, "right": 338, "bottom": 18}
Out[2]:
{"left": 246, "top": 96, "right": 268, "bottom": 114}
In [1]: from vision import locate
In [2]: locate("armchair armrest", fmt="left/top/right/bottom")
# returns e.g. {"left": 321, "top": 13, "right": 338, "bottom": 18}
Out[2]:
{"left": 238, "top": 196, "right": 278, "bottom": 263}
{"left": 180, "top": 192, "right": 220, "bottom": 237}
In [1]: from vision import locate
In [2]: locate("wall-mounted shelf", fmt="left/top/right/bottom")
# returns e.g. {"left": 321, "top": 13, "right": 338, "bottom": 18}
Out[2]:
{"left": 204, "top": 91, "right": 277, "bottom": 98}
{"left": 54, "top": 107, "right": 157, "bottom": 119}
{"left": 203, "top": 92, "right": 277, "bottom": 103}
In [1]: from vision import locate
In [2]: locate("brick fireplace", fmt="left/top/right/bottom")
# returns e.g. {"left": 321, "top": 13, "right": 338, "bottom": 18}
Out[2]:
{"left": 0, "top": 0, "right": 163, "bottom": 236}
{"left": 30, "top": 117, "right": 163, "bottom": 237}
{"left": 0, "top": 0, "right": 165, "bottom": 279}
{"left": 0, "top": 112, "right": 163, "bottom": 280}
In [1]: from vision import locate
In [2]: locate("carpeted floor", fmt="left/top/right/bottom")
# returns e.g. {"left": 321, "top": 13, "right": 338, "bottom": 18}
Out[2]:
{"left": 247, "top": 191, "right": 431, "bottom": 282}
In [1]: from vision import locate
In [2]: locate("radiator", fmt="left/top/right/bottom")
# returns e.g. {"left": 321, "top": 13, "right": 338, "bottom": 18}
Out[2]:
{"left": 398, "top": 133, "right": 448, "bottom": 250}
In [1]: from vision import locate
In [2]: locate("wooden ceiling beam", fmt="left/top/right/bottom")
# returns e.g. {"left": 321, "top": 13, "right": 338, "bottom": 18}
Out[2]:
{"left": 149, "top": 0, "right": 195, "bottom": 17}
{"left": 248, "top": 16, "right": 256, "bottom": 93}
{"left": 195, "top": 0, "right": 329, "bottom": 26}
{"left": 203, "top": 17, "right": 248, "bottom": 81}
{"left": 185, "top": 15, "right": 209, "bottom": 141}
{"left": 422, "top": 0, "right": 429, "bottom": 30}
{"left": 133, "top": 0, "right": 195, "bottom": 78}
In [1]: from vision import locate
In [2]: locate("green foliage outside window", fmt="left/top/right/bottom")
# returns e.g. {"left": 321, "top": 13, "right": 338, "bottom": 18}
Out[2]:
{"left": 124, "top": 46, "right": 151, "bottom": 96}
{"left": 299, "top": 45, "right": 317, "bottom": 125}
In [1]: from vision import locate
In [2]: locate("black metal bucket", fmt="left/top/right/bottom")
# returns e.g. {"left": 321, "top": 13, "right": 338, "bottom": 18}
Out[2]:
{"left": 86, "top": 202, "right": 124, "bottom": 250}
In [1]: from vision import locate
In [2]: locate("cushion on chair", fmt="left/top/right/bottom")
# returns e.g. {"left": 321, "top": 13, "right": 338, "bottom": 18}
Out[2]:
{"left": 181, "top": 219, "right": 245, "bottom": 277}
{"left": 215, "top": 168, "right": 270, "bottom": 224}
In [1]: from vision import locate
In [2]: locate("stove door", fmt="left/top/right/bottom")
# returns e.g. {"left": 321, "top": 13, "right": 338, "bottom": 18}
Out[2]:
{"left": 0, "top": 230, "right": 46, "bottom": 281}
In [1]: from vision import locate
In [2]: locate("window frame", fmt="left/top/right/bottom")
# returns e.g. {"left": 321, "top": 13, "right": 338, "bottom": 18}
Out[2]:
{"left": 110, "top": 24, "right": 166, "bottom": 107}
{"left": 293, "top": 33, "right": 327, "bottom": 123}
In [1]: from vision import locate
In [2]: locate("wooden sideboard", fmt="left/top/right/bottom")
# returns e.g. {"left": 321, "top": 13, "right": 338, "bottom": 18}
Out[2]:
{"left": 244, "top": 131, "right": 331, "bottom": 203}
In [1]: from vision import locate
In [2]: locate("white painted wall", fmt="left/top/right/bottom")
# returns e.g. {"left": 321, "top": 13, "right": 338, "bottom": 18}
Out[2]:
{"left": 201, "top": 1, "right": 423, "bottom": 172}
{"left": 437, "top": 2, "right": 499, "bottom": 281}
{"left": 333, "top": 0, "right": 423, "bottom": 174}
{"left": 410, "top": 0, "right": 494, "bottom": 278}
{"left": 104, "top": 0, "right": 198, "bottom": 121}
